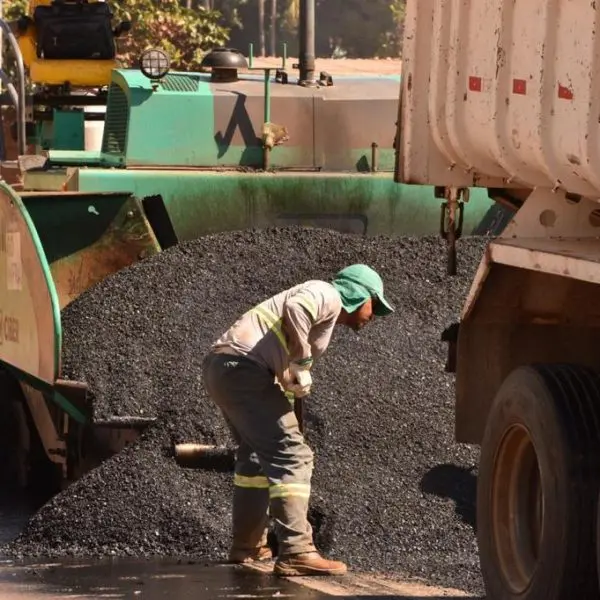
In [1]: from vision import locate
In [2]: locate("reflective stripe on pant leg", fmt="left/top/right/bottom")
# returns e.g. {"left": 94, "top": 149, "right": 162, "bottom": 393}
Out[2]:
{"left": 203, "top": 354, "right": 316, "bottom": 556}
{"left": 267, "top": 425, "right": 315, "bottom": 556}
{"left": 234, "top": 474, "right": 270, "bottom": 488}
{"left": 269, "top": 482, "right": 311, "bottom": 499}
{"left": 217, "top": 409, "right": 270, "bottom": 553}
{"left": 232, "top": 440, "right": 270, "bottom": 552}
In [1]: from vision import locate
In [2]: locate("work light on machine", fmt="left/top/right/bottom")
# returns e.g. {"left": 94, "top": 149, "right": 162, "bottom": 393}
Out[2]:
{"left": 139, "top": 49, "right": 171, "bottom": 80}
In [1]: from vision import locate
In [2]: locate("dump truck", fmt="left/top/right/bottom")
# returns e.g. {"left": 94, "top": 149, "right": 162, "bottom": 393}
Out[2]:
{"left": 395, "top": 0, "right": 600, "bottom": 598}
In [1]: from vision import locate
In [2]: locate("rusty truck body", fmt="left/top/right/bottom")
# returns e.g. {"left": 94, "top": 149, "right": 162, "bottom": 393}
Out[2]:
{"left": 395, "top": 1, "right": 600, "bottom": 598}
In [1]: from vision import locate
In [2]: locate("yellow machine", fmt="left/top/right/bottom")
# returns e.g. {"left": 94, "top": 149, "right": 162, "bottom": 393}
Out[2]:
{"left": 12, "top": 0, "right": 129, "bottom": 87}
{"left": 0, "top": 0, "right": 131, "bottom": 156}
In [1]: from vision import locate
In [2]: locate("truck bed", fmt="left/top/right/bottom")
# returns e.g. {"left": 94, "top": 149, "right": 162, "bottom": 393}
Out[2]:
{"left": 397, "top": 0, "right": 600, "bottom": 199}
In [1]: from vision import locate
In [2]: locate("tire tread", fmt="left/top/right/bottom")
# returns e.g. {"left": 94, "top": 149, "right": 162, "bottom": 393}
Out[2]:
{"left": 478, "top": 363, "right": 600, "bottom": 600}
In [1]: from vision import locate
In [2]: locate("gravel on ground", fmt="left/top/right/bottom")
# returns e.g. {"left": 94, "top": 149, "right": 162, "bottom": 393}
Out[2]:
{"left": 0, "top": 228, "right": 488, "bottom": 595}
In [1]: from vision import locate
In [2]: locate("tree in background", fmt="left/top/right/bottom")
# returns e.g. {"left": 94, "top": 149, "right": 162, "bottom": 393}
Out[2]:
{"left": 1, "top": 0, "right": 406, "bottom": 65}
{"left": 313, "top": 0, "right": 404, "bottom": 58}
{"left": 226, "top": 0, "right": 405, "bottom": 59}
{"left": 109, "top": 0, "right": 229, "bottom": 68}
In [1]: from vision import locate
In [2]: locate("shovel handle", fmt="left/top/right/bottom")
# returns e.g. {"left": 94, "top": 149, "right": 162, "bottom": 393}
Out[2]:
{"left": 294, "top": 394, "right": 307, "bottom": 434}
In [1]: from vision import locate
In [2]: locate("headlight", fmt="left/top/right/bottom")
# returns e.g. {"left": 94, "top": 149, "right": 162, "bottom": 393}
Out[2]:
{"left": 139, "top": 49, "right": 170, "bottom": 80}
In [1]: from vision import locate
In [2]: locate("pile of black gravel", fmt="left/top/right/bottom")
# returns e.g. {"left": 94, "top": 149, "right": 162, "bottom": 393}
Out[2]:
{"left": 1, "top": 228, "right": 488, "bottom": 594}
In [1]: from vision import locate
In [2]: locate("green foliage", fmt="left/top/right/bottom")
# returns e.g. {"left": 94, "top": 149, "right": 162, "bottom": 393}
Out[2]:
{"left": 111, "top": 0, "right": 229, "bottom": 69}
{"left": 3, "top": 0, "right": 28, "bottom": 21}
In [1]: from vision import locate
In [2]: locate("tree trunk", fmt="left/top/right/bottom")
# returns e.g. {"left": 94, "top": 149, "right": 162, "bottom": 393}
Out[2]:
{"left": 258, "top": 0, "right": 266, "bottom": 56}
{"left": 269, "top": 0, "right": 277, "bottom": 57}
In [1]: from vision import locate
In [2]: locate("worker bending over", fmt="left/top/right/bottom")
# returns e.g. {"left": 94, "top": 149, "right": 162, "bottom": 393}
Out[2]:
{"left": 202, "top": 264, "right": 394, "bottom": 576}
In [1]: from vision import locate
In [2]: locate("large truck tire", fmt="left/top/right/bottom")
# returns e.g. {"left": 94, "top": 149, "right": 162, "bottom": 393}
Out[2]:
{"left": 477, "top": 364, "right": 600, "bottom": 600}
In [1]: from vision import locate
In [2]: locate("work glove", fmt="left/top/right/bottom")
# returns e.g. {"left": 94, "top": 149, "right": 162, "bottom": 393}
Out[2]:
{"left": 288, "top": 362, "right": 312, "bottom": 398}
{"left": 277, "top": 370, "right": 308, "bottom": 399}
{"left": 287, "top": 382, "right": 311, "bottom": 398}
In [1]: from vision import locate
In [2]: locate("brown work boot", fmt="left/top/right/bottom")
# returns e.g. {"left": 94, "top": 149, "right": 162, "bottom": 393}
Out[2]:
{"left": 274, "top": 551, "right": 347, "bottom": 576}
{"left": 228, "top": 546, "right": 273, "bottom": 564}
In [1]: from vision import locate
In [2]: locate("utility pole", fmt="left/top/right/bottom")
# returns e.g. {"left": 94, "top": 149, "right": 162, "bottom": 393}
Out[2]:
{"left": 269, "top": 0, "right": 277, "bottom": 57}
{"left": 258, "top": 0, "right": 266, "bottom": 56}
{"left": 298, "top": 0, "right": 316, "bottom": 86}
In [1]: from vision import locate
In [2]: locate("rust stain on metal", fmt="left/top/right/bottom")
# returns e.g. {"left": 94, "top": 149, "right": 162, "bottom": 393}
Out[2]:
{"left": 51, "top": 198, "right": 160, "bottom": 310}
{"left": 496, "top": 47, "right": 506, "bottom": 79}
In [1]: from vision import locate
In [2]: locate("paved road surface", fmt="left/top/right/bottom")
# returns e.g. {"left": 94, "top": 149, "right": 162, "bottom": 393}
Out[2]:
{"left": 0, "top": 558, "right": 484, "bottom": 600}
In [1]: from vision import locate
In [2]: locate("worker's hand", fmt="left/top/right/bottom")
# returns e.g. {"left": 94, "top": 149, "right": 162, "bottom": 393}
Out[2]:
{"left": 279, "top": 368, "right": 294, "bottom": 390}
{"left": 287, "top": 382, "right": 311, "bottom": 398}
{"left": 280, "top": 364, "right": 312, "bottom": 397}
{"left": 290, "top": 362, "right": 312, "bottom": 388}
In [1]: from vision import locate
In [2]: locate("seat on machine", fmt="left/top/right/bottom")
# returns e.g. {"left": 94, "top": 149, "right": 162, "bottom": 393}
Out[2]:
{"left": 33, "top": 0, "right": 116, "bottom": 60}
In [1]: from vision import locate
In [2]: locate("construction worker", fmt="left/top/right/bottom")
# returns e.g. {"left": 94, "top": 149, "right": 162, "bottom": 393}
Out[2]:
{"left": 202, "top": 264, "right": 394, "bottom": 576}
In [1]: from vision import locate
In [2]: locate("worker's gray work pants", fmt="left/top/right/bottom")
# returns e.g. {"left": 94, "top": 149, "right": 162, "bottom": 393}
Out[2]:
{"left": 202, "top": 352, "right": 316, "bottom": 557}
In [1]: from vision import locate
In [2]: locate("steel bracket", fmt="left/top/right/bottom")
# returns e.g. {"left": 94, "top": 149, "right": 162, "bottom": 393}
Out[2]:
{"left": 440, "top": 187, "right": 469, "bottom": 275}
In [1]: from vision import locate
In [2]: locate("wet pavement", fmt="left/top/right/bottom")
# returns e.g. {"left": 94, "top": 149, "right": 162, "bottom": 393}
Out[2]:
{"left": 0, "top": 558, "right": 324, "bottom": 600}
{"left": 0, "top": 557, "right": 483, "bottom": 600}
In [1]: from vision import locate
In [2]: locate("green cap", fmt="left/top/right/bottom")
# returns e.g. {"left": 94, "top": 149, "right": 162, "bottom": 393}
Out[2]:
{"left": 331, "top": 264, "right": 394, "bottom": 317}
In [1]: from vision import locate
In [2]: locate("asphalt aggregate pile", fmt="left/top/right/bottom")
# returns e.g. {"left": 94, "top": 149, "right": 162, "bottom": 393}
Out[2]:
{"left": 1, "top": 228, "right": 488, "bottom": 594}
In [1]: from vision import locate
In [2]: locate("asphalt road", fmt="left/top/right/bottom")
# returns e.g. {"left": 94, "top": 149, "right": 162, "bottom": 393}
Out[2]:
{"left": 0, "top": 558, "right": 485, "bottom": 600}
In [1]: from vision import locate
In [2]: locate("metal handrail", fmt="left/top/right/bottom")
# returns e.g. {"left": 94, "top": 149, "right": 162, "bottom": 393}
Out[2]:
{"left": 0, "top": 18, "right": 26, "bottom": 156}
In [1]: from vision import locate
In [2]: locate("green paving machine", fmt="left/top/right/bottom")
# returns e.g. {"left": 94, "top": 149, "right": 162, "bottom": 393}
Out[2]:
{"left": 0, "top": 0, "right": 515, "bottom": 492}
{"left": 19, "top": 53, "right": 510, "bottom": 247}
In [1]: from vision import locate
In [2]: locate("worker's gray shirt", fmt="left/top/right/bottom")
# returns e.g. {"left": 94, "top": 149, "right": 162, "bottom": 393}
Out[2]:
{"left": 211, "top": 280, "right": 342, "bottom": 381}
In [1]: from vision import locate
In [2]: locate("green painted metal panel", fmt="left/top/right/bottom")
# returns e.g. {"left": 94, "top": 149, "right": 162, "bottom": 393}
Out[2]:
{"left": 127, "top": 80, "right": 215, "bottom": 167}
{"left": 48, "top": 149, "right": 116, "bottom": 167}
{"left": 34, "top": 110, "right": 85, "bottom": 152}
{"left": 75, "top": 68, "right": 404, "bottom": 171}
{"left": 102, "top": 70, "right": 216, "bottom": 167}
{"left": 75, "top": 169, "right": 508, "bottom": 239}
{"left": 21, "top": 191, "right": 161, "bottom": 310}
{"left": 53, "top": 110, "right": 85, "bottom": 151}
{"left": 0, "top": 362, "right": 87, "bottom": 424}
{"left": 53, "top": 390, "right": 87, "bottom": 423}
{"left": 22, "top": 192, "right": 141, "bottom": 264}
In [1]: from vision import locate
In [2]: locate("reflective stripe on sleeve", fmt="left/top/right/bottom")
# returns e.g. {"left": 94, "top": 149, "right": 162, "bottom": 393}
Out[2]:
{"left": 234, "top": 474, "right": 270, "bottom": 489}
{"left": 269, "top": 482, "right": 311, "bottom": 499}
{"left": 252, "top": 305, "right": 289, "bottom": 355}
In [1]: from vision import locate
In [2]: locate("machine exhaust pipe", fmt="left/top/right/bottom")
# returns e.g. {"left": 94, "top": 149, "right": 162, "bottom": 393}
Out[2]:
{"left": 298, "top": 0, "right": 317, "bottom": 87}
